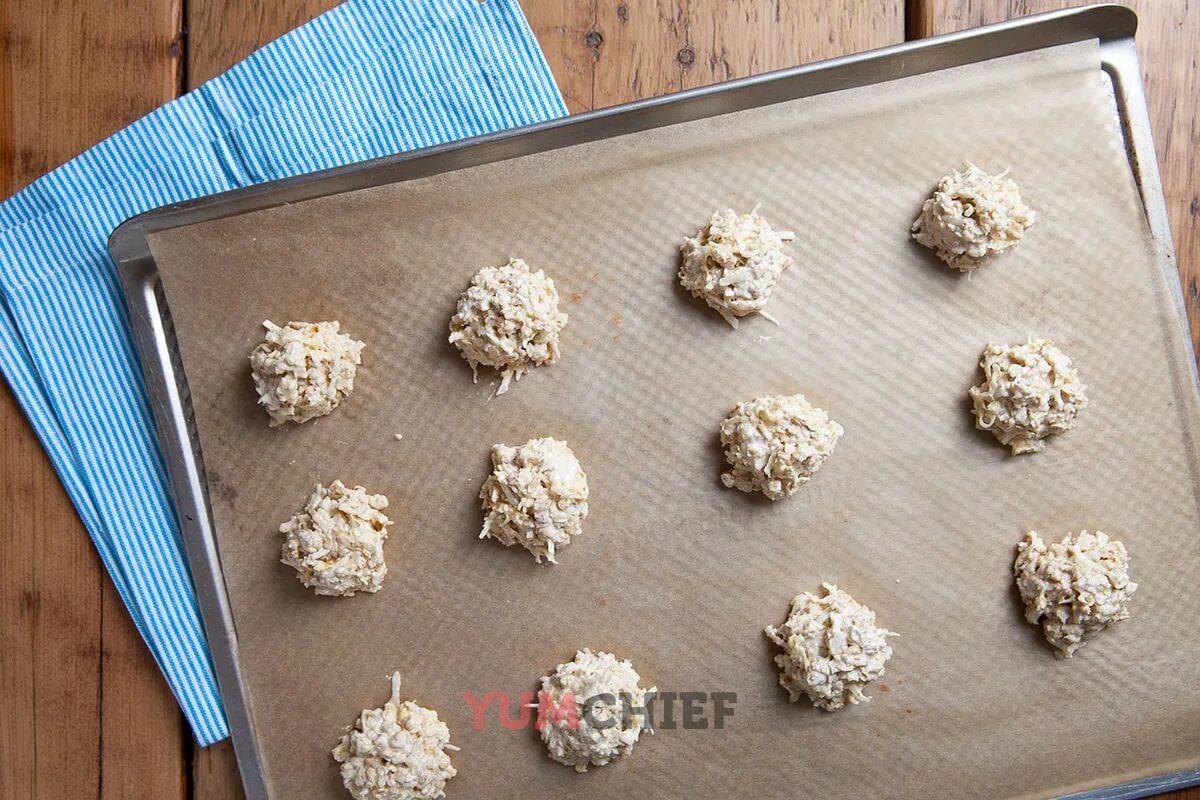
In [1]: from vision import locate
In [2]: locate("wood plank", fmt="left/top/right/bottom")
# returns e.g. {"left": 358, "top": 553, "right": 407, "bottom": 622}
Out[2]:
{"left": 100, "top": 582, "right": 189, "bottom": 800}
{"left": 186, "top": 0, "right": 338, "bottom": 86}
{"left": 193, "top": 742, "right": 246, "bottom": 800}
{"left": 589, "top": 0, "right": 686, "bottom": 107}
{"left": 0, "top": 386, "right": 62, "bottom": 800}
{"left": 916, "top": 4, "right": 1200, "bottom": 797}
{"left": 0, "top": 1, "right": 186, "bottom": 798}
{"left": 679, "top": 0, "right": 904, "bottom": 90}
{"left": 0, "top": 1, "right": 183, "bottom": 193}
{"left": 523, "top": 0, "right": 905, "bottom": 112}
{"left": 521, "top": 0, "right": 596, "bottom": 112}
{"left": 912, "top": 0, "right": 1200, "bottom": 373}
{"left": 907, "top": 0, "right": 937, "bottom": 39}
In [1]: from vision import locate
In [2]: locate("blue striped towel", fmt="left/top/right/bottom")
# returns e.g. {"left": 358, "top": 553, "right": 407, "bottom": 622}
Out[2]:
{"left": 0, "top": 0, "right": 566, "bottom": 745}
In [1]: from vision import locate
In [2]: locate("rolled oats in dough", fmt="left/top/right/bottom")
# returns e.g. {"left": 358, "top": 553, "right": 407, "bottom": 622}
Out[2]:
{"left": 280, "top": 480, "right": 392, "bottom": 597}
{"left": 679, "top": 207, "right": 795, "bottom": 327}
{"left": 332, "top": 672, "right": 458, "bottom": 800}
{"left": 479, "top": 437, "right": 588, "bottom": 563}
{"left": 538, "top": 649, "right": 654, "bottom": 772}
{"left": 764, "top": 584, "right": 894, "bottom": 712}
{"left": 249, "top": 320, "right": 365, "bottom": 426}
{"left": 448, "top": 258, "right": 568, "bottom": 395}
{"left": 911, "top": 163, "right": 1035, "bottom": 272}
{"left": 1014, "top": 530, "right": 1137, "bottom": 658}
{"left": 970, "top": 338, "right": 1089, "bottom": 455}
{"left": 720, "top": 393, "right": 843, "bottom": 500}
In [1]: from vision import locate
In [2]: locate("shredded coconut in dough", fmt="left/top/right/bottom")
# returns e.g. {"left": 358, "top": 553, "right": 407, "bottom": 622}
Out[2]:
{"left": 1014, "top": 530, "right": 1137, "bottom": 658}
{"left": 538, "top": 649, "right": 654, "bottom": 772}
{"left": 911, "top": 163, "right": 1035, "bottom": 272}
{"left": 332, "top": 672, "right": 458, "bottom": 800}
{"left": 679, "top": 207, "right": 795, "bottom": 327}
{"left": 280, "top": 480, "right": 392, "bottom": 596}
{"left": 720, "top": 393, "right": 843, "bottom": 500}
{"left": 448, "top": 258, "right": 568, "bottom": 395}
{"left": 970, "top": 338, "right": 1089, "bottom": 455}
{"left": 479, "top": 437, "right": 588, "bottom": 563}
{"left": 764, "top": 584, "right": 894, "bottom": 711}
{"left": 249, "top": 320, "right": 365, "bottom": 426}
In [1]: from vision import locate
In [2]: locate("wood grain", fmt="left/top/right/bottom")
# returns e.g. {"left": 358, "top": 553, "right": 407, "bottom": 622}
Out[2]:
{"left": 0, "top": 1, "right": 185, "bottom": 799}
{"left": 193, "top": 742, "right": 246, "bottom": 800}
{"left": 523, "top": 0, "right": 904, "bottom": 112}
{"left": 679, "top": 0, "right": 904, "bottom": 90}
{"left": 906, "top": 0, "right": 937, "bottom": 39}
{"left": 521, "top": 0, "right": 598, "bottom": 111}
{"left": 186, "top": 0, "right": 338, "bottom": 85}
{"left": 0, "top": 386, "right": 94, "bottom": 800}
{"left": 912, "top": 0, "right": 1200, "bottom": 372}
{"left": 100, "top": 583, "right": 190, "bottom": 799}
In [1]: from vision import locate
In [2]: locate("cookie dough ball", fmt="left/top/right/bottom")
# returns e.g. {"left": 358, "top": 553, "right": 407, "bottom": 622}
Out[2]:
{"left": 332, "top": 672, "right": 458, "bottom": 800}
{"left": 969, "top": 339, "right": 1088, "bottom": 455}
{"left": 1014, "top": 530, "right": 1137, "bottom": 657}
{"left": 911, "top": 163, "right": 1035, "bottom": 271}
{"left": 764, "top": 584, "right": 894, "bottom": 711}
{"left": 448, "top": 258, "right": 568, "bottom": 395}
{"left": 250, "top": 320, "right": 365, "bottom": 426}
{"left": 720, "top": 393, "right": 843, "bottom": 500}
{"left": 679, "top": 207, "right": 795, "bottom": 327}
{"left": 479, "top": 437, "right": 588, "bottom": 563}
{"left": 280, "top": 480, "right": 391, "bottom": 596}
{"left": 538, "top": 649, "right": 654, "bottom": 772}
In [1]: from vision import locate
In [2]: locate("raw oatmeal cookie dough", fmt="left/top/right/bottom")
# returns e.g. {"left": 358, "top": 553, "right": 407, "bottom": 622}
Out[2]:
{"left": 479, "top": 437, "right": 588, "bottom": 563}
{"left": 911, "top": 163, "right": 1035, "bottom": 272}
{"left": 332, "top": 672, "right": 458, "bottom": 800}
{"left": 679, "top": 207, "right": 795, "bottom": 327}
{"left": 538, "top": 649, "right": 654, "bottom": 772}
{"left": 249, "top": 320, "right": 365, "bottom": 426}
{"left": 764, "top": 584, "right": 894, "bottom": 711}
{"left": 1014, "top": 530, "right": 1137, "bottom": 657}
{"left": 280, "top": 480, "right": 392, "bottom": 596}
{"left": 448, "top": 258, "right": 568, "bottom": 395}
{"left": 720, "top": 393, "right": 843, "bottom": 500}
{"left": 969, "top": 338, "right": 1089, "bottom": 455}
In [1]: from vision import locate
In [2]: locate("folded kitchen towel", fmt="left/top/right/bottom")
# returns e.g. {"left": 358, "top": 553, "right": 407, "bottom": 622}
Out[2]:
{"left": 0, "top": 0, "right": 566, "bottom": 745}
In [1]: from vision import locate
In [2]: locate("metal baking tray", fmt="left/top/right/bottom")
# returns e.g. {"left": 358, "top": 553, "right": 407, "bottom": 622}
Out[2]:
{"left": 109, "top": 6, "right": 1198, "bottom": 798}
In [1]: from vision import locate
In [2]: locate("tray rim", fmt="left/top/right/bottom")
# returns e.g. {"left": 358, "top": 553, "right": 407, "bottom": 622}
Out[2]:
{"left": 109, "top": 5, "right": 1199, "bottom": 799}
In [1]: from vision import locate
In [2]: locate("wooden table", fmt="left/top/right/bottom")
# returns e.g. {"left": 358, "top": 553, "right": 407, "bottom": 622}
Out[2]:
{"left": 1, "top": 2, "right": 1196, "bottom": 798}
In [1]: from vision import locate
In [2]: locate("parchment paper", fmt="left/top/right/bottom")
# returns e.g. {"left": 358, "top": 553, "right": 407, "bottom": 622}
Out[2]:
{"left": 149, "top": 41, "right": 1200, "bottom": 799}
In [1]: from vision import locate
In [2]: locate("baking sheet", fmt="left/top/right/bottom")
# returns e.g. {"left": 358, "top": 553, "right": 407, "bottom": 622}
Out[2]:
{"left": 148, "top": 40, "right": 1200, "bottom": 799}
